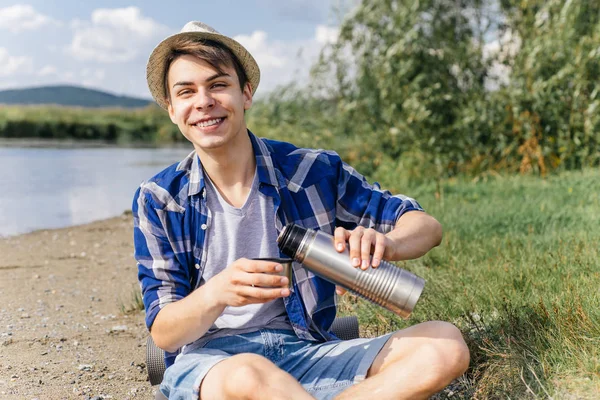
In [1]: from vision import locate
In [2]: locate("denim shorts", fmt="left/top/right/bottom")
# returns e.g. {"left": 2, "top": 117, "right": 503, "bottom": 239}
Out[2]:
{"left": 160, "top": 329, "right": 393, "bottom": 400}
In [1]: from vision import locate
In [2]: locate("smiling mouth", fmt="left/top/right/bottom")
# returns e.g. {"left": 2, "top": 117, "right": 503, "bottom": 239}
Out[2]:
{"left": 192, "top": 117, "right": 225, "bottom": 128}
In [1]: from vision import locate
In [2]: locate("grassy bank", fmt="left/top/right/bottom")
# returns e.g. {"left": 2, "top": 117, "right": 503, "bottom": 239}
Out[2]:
{"left": 338, "top": 168, "right": 600, "bottom": 398}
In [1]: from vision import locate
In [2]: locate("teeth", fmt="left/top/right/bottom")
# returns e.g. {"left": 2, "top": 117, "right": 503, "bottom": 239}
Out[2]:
{"left": 196, "top": 118, "right": 222, "bottom": 128}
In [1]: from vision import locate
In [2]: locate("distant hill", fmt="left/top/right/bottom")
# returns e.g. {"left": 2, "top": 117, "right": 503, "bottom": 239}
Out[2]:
{"left": 0, "top": 85, "right": 153, "bottom": 108}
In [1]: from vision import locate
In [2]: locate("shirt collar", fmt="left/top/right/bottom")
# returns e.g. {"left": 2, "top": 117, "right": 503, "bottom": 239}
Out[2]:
{"left": 183, "top": 130, "right": 281, "bottom": 197}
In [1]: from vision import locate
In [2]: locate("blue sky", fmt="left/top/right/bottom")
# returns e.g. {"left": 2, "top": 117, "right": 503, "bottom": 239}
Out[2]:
{"left": 0, "top": 1, "right": 353, "bottom": 99}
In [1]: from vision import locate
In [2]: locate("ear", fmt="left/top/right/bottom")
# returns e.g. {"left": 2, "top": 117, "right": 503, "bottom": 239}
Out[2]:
{"left": 167, "top": 100, "right": 177, "bottom": 124}
{"left": 243, "top": 82, "right": 253, "bottom": 111}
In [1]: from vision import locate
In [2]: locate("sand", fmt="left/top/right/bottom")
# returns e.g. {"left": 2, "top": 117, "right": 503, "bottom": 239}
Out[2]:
{"left": 0, "top": 212, "right": 155, "bottom": 399}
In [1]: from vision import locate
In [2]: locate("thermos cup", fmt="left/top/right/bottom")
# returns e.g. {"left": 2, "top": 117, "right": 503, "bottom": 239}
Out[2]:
{"left": 277, "top": 223, "right": 425, "bottom": 319}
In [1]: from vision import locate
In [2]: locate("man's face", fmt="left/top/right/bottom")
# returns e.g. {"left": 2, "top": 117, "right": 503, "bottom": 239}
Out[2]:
{"left": 166, "top": 54, "right": 252, "bottom": 153}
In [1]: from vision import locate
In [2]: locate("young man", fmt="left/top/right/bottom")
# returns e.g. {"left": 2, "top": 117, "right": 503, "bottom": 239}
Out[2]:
{"left": 134, "top": 21, "right": 469, "bottom": 400}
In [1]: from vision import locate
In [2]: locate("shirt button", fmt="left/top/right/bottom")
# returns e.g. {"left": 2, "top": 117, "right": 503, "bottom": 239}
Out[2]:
{"left": 201, "top": 223, "right": 207, "bottom": 230}
{"left": 195, "top": 264, "right": 201, "bottom": 270}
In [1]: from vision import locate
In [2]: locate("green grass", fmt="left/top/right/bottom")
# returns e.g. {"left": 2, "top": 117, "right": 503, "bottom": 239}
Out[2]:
{"left": 118, "top": 285, "right": 145, "bottom": 315}
{"left": 338, "top": 168, "right": 600, "bottom": 398}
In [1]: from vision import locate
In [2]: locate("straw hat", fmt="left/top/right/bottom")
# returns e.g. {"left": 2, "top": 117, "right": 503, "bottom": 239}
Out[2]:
{"left": 146, "top": 21, "right": 261, "bottom": 109}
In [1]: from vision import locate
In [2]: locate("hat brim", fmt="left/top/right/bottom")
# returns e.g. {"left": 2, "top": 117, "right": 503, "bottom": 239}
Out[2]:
{"left": 146, "top": 31, "right": 260, "bottom": 110}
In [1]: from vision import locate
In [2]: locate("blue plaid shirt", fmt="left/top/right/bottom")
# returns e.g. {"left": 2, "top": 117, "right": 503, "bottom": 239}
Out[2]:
{"left": 133, "top": 131, "right": 423, "bottom": 366}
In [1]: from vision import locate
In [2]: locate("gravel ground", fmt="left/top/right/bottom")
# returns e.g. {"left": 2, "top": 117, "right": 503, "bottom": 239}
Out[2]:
{"left": 0, "top": 213, "right": 156, "bottom": 399}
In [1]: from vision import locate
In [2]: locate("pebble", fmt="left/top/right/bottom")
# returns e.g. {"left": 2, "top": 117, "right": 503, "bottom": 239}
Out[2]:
{"left": 110, "top": 325, "right": 128, "bottom": 333}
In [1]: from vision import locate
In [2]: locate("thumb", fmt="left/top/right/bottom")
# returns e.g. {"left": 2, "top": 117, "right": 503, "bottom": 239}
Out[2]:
{"left": 336, "top": 286, "right": 347, "bottom": 296}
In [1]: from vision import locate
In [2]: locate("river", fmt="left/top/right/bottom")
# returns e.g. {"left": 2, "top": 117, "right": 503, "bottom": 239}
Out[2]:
{"left": 0, "top": 145, "right": 193, "bottom": 237}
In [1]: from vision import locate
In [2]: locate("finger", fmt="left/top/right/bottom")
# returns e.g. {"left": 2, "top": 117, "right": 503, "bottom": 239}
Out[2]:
{"left": 241, "top": 259, "right": 283, "bottom": 274}
{"left": 250, "top": 272, "right": 289, "bottom": 288}
{"left": 371, "top": 233, "right": 386, "bottom": 268}
{"left": 238, "top": 286, "right": 290, "bottom": 301}
{"left": 360, "top": 229, "right": 377, "bottom": 269}
{"left": 336, "top": 285, "right": 347, "bottom": 296}
{"left": 334, "top": 227, "right": 348, "bottom": 252}
{"left": 347, "top": 227, "right": 364, "bottom": 267}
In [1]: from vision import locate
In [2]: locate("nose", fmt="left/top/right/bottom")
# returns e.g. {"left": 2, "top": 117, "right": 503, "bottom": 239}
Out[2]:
{"left": 193, "top": 89, "right": 215, "bottom": 110}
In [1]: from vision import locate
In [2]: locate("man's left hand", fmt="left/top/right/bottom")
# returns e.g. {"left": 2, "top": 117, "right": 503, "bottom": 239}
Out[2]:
{"left": 333, "top": 226, "right": 392, "bottom": 295}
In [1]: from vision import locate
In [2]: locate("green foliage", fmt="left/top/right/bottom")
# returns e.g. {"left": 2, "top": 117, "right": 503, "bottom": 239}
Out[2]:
{"left": 0, "top": 105, "right": 183, "bottom": 145}
{"left": 338, "top": 168, "right": 600, "bottom": 398}
{"left": 496, "top": 0, "right": 600, "bottom": 173}
{"left": 249, "top": 0, "right": 600, "bottom": 178}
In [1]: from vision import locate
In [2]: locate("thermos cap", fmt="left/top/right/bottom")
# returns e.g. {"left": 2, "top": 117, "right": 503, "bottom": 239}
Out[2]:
{"left": 277, "top": 223, "right": 307, "bottom": 259}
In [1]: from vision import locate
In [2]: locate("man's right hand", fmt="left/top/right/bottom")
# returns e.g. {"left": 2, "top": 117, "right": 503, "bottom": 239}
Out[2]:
{"left": 151, "top": 258, "right": 290, "bottom": 352}
{"left": 209, "top": 258, "right": 291, "bottom": 307}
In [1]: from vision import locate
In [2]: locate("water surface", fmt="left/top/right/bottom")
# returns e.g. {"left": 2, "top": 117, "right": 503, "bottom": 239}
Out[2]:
{"left": 0, "top": 146, "right": 193, "bottom": 237}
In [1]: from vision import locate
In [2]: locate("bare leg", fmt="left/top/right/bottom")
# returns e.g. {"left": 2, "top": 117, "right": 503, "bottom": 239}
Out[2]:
{"left": 199, "top": 353, "right": 315, "bottom": 400}
{"left": 335, "top": 321, "right": 470, "bottom": 400}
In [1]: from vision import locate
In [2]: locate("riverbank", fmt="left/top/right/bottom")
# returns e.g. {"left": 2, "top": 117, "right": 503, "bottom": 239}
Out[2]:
{"left": 2, "top": 167, "right": 599, "bottom": 399}
{"left": 0, "top": 138, "right": 194, "bottom": 149}
{"left": 0, "top": 212, "right": 154, "bottom": 399}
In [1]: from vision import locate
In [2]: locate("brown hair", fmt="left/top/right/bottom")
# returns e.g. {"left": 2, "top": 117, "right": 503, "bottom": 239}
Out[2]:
{"left": 163, "top": 37, "right": 249, "bottom": 101}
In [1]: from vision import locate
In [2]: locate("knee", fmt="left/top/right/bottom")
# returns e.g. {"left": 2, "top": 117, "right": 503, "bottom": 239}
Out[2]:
{"left": 419, "top": 321, "right": 470, "bottom": 385}
{"left": 222, "top": 354, "right": 275, "bottom": 399}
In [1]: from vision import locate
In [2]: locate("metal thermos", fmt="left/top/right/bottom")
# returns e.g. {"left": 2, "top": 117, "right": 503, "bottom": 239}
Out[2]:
{"left": 277, "top": 223, "right": 425, "bottom": 319}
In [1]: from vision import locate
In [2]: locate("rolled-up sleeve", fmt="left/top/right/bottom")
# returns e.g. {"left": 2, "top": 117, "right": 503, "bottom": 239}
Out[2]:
{"left": 133, "top": 186, "right": 191, "bottom": 331}
{"left": 334, "top": 156, "right": 423, "bottom": 233}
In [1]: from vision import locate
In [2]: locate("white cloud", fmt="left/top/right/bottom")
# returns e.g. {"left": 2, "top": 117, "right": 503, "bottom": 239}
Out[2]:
{"left": 0, "top": 48, "right": 33, "bottom": 76}
{"left": 38, "top": 65, "right": 58, "bottom": 77}
{"left": 234, "top": 31, "right": 288, "bottom": 69}
{"left": 234, "top": 24, "right": 339, "bottom": 94}
{"left": 0, "top": 4, "right": 58, "bottom": 33}
{"left": 67, "top": 7, "right": 169, "bottom": 63}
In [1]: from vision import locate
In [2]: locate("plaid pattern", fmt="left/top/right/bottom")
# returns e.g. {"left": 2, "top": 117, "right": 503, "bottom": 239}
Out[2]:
{"left": 133, "top": 131, "right": 423, "bottom": 366}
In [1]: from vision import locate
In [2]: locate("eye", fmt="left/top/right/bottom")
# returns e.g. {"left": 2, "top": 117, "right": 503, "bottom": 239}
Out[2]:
{"left": 177, "top": 88, "right": 193, "bottom": 96}
{"left": 212, "top": 82, "right": 227, "bottom": 89}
